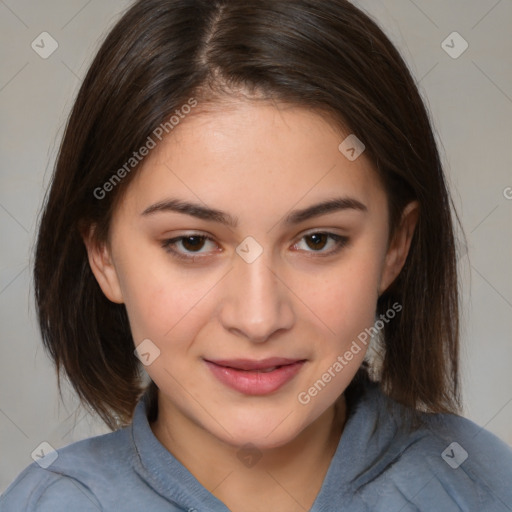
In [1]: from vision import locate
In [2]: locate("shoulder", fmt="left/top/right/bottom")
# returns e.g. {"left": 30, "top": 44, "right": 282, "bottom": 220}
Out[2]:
{"left": 0, "top": 466, "right": 102, "bottom": 511}
{"left": 354, "top": 384, "right": 512, "bottom": 510}
{"left": 0, "top": 427, "right": 130, "bottom": 512}
{"left": 398, "top": 413, "right": 512, "bottom": 509}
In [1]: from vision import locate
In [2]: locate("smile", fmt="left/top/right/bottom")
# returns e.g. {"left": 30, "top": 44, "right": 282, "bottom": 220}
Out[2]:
{"left": 203, "top": 358, "right": 307, "bottom": 395}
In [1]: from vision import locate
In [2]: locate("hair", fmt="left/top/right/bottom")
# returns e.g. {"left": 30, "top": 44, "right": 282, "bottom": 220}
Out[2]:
{"left": 34, "top": 0, "right": 462, "bottom": 430}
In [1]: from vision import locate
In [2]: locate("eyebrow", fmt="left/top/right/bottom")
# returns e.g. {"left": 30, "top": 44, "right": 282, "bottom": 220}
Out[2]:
{"left": 140, "top": 196, "right": 367, "bottom": 227}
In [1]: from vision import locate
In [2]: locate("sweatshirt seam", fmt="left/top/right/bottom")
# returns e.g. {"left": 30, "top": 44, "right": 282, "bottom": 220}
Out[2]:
{"left": 33, "top": 471, "right": 103, "bottom": 511}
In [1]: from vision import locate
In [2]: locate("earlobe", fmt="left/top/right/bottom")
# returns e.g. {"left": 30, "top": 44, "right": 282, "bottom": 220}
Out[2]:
{"left": 378, "top": 201, "right": 419, "bottom": 296}
{"left": 81, "top": 226, "right": 124, "bottom": 304}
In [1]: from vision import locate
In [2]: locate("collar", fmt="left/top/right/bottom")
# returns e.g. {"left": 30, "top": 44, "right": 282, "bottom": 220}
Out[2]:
{"left": 127, "top": 380, "right": 399, "bottom": 511}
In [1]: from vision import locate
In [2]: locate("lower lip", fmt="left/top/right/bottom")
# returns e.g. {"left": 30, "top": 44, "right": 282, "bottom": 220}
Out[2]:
{"left": 204, "top": 360, "right": 306, "bottom": 395}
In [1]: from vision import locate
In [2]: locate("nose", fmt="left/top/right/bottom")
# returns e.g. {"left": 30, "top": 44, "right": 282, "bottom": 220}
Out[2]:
{"left": 218, "top": 249, "right": 295, "bottom": 343}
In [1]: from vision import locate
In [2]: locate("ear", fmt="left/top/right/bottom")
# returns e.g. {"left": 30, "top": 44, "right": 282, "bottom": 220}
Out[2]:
{"left": 81, "top": 225, "right": 124, "bottom": 304}
{"left": 378, "top": 201, "right": 419, "bottom": 296}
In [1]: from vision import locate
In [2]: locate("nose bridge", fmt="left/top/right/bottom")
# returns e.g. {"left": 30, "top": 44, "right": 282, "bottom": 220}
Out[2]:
{"left": 219, "top": 243, "right": 294, "bottom": 342}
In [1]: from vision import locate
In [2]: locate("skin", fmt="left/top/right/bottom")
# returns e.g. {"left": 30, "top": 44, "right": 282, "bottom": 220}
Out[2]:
{"left": 84, "top": 99, "right": 418, "bottom": 511}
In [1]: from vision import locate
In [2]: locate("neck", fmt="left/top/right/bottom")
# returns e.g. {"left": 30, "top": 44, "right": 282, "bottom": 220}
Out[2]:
{"left": 150, "top": 394, "right": 347, "bottom": 512}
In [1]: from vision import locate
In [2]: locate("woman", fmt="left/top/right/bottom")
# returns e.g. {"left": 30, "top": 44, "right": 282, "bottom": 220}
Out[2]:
{"left": 2, "top": 0, "right": 511, "bottom": 510}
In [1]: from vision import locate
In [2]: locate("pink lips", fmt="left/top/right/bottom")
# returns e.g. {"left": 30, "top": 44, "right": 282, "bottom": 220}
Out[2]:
{"left": 204, "top": 357, "right": 306, "bottom": 395}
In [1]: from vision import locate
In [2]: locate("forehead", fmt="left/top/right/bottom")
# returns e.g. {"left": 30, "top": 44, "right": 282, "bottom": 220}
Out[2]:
{"left": 116, "top": 100, "right": 387, "bottom": 222}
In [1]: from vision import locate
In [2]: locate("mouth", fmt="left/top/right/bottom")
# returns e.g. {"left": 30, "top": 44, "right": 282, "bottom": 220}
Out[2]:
{"left": 203, "top": 357, "right": 307, "bottom": 395}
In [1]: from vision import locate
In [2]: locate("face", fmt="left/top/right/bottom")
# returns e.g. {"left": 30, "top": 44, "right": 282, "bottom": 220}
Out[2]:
{"left": 85, "top": 99, "right": 417, "bottom": 449}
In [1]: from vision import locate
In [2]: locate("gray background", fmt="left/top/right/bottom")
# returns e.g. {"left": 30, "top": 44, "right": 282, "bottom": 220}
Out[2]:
{"left": 1, "top": 0, "right": 511, "bottom": 494}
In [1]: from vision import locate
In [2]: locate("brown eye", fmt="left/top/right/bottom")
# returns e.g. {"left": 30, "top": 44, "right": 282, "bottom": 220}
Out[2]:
{"left": 293, "top": 232, "right": 349, "bottom": 256}
{"left": 304, "top": 233, "right": 329, "bottom": 251}
{"left": 180, "top": 236, "right": 207, "bottom": 252}
{"left": 161, "top": 234, "right": 219, "bottom": 262}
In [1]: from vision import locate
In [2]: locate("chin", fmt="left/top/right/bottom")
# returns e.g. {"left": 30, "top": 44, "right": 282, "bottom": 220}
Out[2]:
{"left": 216, "top": 414, "right": 307, "bottom": 451}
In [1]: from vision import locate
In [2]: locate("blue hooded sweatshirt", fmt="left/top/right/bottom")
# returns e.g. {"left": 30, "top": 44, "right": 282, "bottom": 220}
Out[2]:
{"left": 1, "top": 380, "right": 511, "bottom": 511}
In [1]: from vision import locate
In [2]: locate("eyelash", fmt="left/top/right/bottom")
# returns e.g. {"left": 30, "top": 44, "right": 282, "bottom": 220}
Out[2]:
{"left": 161, "top": 232, "right": 349, "bottom": 262}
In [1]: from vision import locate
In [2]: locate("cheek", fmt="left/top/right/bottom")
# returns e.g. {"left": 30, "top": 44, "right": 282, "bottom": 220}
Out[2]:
{"left": 294, "top": 258, "right": 382, "bottom": 407}
{"left": 114, "top": 246, "right": 211, "bottom": 344}
{"left": 303, "top": 255, "right": 382, "bottom": 340}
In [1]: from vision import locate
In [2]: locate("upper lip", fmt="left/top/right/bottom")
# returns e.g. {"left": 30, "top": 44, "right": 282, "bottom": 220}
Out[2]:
{"left": 204, "top": 357, "right": 305, "bottom": 370}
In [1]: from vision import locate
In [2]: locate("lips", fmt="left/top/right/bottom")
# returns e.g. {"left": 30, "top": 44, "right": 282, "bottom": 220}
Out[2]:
{"left": 204, "top": 357, "right": 306, "bottom": 395}
{"left": 205, "top": 357, "right": 304, "bottom": 371}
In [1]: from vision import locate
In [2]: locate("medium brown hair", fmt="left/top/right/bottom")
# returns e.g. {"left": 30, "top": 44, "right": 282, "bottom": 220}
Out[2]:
{"left": 34, "top": 0, "right": 462, "bottom": 430}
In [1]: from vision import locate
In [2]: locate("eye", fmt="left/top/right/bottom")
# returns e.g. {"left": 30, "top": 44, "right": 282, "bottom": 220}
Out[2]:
{"left": 161, "top": 231, "right": 349, "bottom": 263}
{"left": 161, "top": 234, "right": 219, "bottom": 261}
{"left": 292, "top": 232, "right": 349, "bottom": 256}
